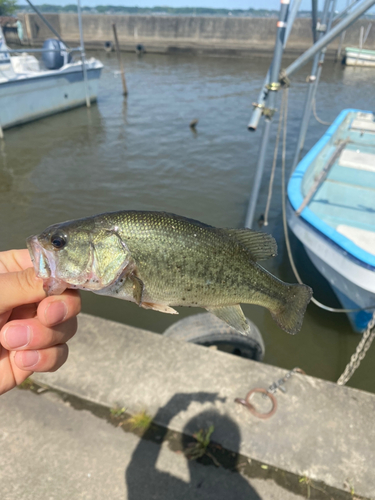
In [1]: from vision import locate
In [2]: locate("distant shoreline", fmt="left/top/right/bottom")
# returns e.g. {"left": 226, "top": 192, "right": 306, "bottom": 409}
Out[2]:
{"left": 14, "top": 4, "right": 333, "bottom": 18}
{"left": 12, "top": 12, "right": 375, "bottom": 58}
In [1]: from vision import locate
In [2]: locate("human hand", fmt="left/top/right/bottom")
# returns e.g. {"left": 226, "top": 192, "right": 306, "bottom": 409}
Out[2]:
{"left": 0, "top": 249, "right": 81, "bottom": 395}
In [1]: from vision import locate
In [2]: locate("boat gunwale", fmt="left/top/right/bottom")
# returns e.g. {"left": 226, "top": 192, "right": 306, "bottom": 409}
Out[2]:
{"left": 287, "top": 108, "right": 375, "bottom": 269}
{"left": 0, "top": 60, "right": 103, "bottom": 87}
{"left": 344, "top": 47, "right": 375, "bottom": 56}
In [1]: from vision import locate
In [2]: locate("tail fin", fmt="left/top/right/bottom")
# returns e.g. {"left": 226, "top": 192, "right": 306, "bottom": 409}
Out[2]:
{"left": 271, "top": 283, "right": 313, "bottom": 335}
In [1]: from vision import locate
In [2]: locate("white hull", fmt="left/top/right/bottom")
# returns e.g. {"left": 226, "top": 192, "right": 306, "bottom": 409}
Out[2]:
{"left": 0, "top": 63, "right": 102, "bottom": 129}
{"left": 345, "top": 56, "right": 375, "bottom": 67}
{"left": 345, "top": 50, "right": 375, "bottom": 67}
{"left": 287, "top": 204, "right": 375, "bottom": 332}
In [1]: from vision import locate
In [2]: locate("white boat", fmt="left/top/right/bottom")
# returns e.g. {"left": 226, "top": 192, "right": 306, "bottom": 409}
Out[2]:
{"left": 287, "top": 109, "right": 375, "bottom": 332}
{"left": 0, "top": 26, "right": 103, "bottom": 130}
{"left": 344, "top": 47, "right": 375, "bottom": 67}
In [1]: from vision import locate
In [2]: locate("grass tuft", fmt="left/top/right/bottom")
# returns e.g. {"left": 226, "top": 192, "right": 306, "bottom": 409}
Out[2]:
{"left": 110, "top": 406, "right": 126, "bottom": 418}
{"left": 126, "top": 410, "right": 153, "bottom": 431}
{"left": 18, "top": 378, "right": 36, "bottom": 390}
{"left": 185, "top": 425, "right": 220, "bottom": 466}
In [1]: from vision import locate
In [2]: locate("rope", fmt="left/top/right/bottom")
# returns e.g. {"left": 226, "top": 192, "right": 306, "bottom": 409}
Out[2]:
{"left": 280, "top": 87, "right": 375, "bottom": 314}
{"left": 312, "top": 98, "right": 332, "bottom": 126}
{"left": 263, "top": 92, "right": 285, "bottom": 227}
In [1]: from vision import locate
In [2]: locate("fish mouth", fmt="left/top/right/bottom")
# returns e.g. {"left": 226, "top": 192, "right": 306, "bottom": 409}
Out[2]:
{"left": 26, "top": 235, "right": 54, "bottom": 279}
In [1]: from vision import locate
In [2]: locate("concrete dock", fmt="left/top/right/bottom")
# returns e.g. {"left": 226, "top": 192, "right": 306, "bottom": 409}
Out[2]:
{"left": 2, "top": 388, "right": 308, "bottom": 500}
{"left": 1, "top": 313, "right": 373, "bottom": 499}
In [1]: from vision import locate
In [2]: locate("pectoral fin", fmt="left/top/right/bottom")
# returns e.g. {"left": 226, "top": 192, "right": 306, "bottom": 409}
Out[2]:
{"left": 131, "top": 274, "right": 144, "bottom": 305}
{"left": 206, "top": 305, "right": 250, "bottom": 335}
{"left": 129, "top": 274, "right": 178, "bottom": 314}
{"left": 142, "top": 302, "right": 179, "bottom": 314}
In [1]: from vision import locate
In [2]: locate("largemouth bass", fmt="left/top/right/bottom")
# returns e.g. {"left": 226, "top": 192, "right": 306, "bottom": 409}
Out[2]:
{"left": 27, "top": 211, "right": 312, "bottom": 335}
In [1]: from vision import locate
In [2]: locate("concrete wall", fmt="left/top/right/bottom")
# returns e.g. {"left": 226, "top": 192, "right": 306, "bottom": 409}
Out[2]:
{"left": 17, "top": 13, "right": 375, "bottom": 57}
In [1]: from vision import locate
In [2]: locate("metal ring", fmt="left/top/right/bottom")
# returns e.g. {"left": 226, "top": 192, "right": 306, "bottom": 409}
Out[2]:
{"left": 245, "top": 388, "right": 277, "bottom": 419}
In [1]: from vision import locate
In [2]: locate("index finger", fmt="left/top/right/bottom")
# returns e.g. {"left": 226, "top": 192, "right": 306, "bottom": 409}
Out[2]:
{"left": 0, "top": 250, "right": 33, "bottom": 274}
{"left": 0, "top": 267, "right": 45, "bottom": 317}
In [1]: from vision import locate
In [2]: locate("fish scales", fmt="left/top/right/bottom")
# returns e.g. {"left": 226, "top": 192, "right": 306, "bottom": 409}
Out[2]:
{"left": 100, "top": 212, "right": 274, "bottom": 308}
{"left": 27, "top": 210, "right": 313, "bottom": 335}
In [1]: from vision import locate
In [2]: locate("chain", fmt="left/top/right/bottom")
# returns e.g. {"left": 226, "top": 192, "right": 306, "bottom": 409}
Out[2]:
{"left": 266, "top": 367, "right": 305, "bottom": 395}
{"left": 337, "top": 311, "right": 375, "bottom": 386}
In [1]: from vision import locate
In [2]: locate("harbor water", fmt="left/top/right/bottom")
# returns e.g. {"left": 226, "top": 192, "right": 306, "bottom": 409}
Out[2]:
{"left": 1, "top": 51, "right": 374, "bottom": 392}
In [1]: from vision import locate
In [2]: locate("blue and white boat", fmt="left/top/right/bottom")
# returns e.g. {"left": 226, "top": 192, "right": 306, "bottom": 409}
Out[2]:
{"left": 287, "top": 109, "right": 375, "bottom": 332}
{"left": 0, "top": 26, "right": 103, "bottom": 130}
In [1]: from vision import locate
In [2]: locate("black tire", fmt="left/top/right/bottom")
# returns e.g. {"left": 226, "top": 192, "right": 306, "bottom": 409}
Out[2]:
{"left": 163, "top": 313, "right": 265, "bottom": 361}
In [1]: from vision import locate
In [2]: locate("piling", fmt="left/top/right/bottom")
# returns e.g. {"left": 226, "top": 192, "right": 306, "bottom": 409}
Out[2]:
{"left": 311, "top": 0, "right": 318, "bottom": 43}
{"left": 247, "top": 0, "right": 301, "bottom": 131}
{"left": 112, "top": 23, "right": 128, "bottom": 96}
{"left": 77, "top": 0, "right": 90, "bottom": 108}
{"left": 245, "top": 0, "right": 290, "bottom": 229}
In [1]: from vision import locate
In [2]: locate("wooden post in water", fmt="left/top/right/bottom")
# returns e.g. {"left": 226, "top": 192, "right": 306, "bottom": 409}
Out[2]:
{"left": 77, "top": 0, "right": 90, "bottom": 108}
{"left": 112, "top": 23, "right": 128, "bottom": 96}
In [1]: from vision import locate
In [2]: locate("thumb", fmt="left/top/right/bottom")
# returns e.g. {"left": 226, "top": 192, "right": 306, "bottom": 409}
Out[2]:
{"left": 0, "top": 267, "right": 46, "bottom": 316}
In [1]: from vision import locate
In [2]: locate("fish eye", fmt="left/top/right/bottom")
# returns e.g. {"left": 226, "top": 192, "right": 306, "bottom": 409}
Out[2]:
{"left": 51, "top": 234, "right": 67, "bottom": 249}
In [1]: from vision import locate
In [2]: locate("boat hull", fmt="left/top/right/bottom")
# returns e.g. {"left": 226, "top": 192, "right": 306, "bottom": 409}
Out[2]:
{"left": 344, "top": 48, "right": 375, "bottom": 67}
{"left": 0, "top": 65, "right": 102, "bottom": 129}
{"left": 287, "top": 204, "right": 375, "bottom": 332}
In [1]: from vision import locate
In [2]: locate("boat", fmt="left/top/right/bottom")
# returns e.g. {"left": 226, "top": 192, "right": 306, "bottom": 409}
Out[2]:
{"left": 343, "top": 47, "right": 375, "bottom": 67}
{"left": 287, "top": 109, "right": 375, "bottom": 332}
{"left": 0, "top": 25, "right": 103, "bottom": 130}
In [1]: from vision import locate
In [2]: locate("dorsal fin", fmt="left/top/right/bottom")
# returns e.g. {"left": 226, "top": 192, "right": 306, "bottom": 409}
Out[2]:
{"left": 218, "top": 228, "right": 277, "bottom": 261}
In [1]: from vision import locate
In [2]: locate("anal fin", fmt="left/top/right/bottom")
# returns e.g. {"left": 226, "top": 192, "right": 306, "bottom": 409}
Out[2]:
{"left": 142, "top": 302, "right": 179, "bottom": 315}
{"left": 206, "top": 304, "right": 250, "bottom": 335}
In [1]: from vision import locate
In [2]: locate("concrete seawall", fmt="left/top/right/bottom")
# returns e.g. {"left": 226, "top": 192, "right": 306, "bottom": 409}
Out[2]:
{"left": 27, "top": 313, "right": 375, "bottom": 499}
{"left": 18, "top": 13, "right": 375, "bottom": 57}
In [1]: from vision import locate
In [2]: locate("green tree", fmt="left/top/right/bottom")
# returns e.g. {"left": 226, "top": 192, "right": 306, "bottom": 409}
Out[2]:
{"left": 0, "top": 0, "right": 17, "bottom": 16}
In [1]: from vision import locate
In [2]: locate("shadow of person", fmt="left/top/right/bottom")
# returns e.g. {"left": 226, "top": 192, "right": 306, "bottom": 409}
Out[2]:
{"left": 125, "top": 392, "right": 261, "bottom": 500}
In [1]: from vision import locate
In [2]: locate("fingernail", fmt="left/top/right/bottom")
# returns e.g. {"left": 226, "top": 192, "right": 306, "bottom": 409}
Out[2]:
{"left": 4, "top": 325, "right": 31, "bottom": 349}
{"left": 45, "top": 301, "right": 68, "bottom": 326}
{"left": 19, "top": 350, "right": 40, "bottom": 368}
